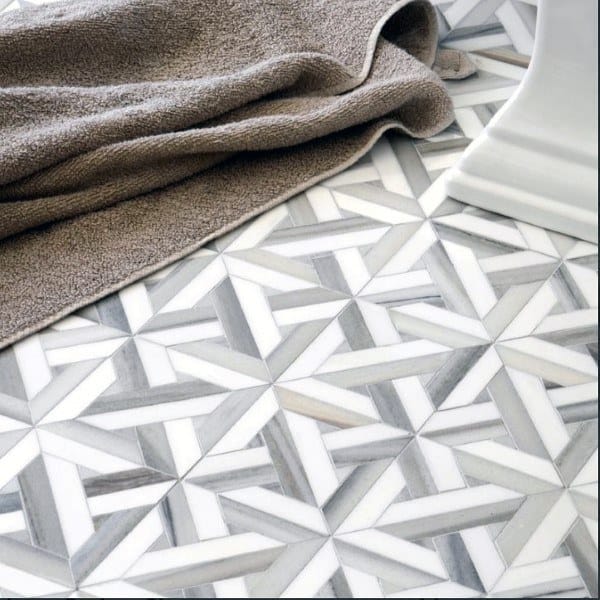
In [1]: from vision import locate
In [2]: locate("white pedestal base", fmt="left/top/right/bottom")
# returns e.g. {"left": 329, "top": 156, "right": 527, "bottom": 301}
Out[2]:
{"left": 445, "top": 0, "right": 598, "bottom": 243}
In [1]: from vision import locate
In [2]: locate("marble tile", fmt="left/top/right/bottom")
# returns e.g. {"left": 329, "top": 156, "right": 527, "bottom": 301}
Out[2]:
{"left": 0, "top": 0, "right": 597, "bottom": 598}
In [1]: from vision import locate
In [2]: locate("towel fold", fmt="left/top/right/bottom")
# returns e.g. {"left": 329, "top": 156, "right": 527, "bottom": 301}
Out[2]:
{"left": 0, "top": 0, "right": 468, "bottom": 348}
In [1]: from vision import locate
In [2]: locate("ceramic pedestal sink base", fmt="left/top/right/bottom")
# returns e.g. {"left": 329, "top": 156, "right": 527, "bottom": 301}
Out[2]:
{"left": 446, "top": 0, "right": 598, "bottom": 243}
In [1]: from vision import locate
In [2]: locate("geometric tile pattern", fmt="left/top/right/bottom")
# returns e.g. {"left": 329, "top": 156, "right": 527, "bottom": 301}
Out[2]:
{"left": 0, "top": 0, "right": 597, "bottom": 597}
{"left": 437, "top": 0, "right": 538, "bottom": 57}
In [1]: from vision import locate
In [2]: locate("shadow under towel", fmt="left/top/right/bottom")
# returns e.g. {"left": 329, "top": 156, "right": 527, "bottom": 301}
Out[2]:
{"left": 0, "top": 0, "right": 469, "bottom": 349}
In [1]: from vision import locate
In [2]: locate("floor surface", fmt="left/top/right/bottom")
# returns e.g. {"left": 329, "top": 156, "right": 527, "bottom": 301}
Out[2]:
{"left": 0, "top": 0, "right": 597, "bottom": 597}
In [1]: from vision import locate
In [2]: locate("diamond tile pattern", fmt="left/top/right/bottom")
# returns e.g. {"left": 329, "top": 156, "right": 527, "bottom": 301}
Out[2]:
{"left": 0, "top": 0, "right": 597, "bottom": 598}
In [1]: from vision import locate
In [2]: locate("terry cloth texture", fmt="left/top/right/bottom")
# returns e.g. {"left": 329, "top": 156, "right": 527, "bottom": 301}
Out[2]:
{"left": 0, "top": 0, "right": 473, "bottom": 349}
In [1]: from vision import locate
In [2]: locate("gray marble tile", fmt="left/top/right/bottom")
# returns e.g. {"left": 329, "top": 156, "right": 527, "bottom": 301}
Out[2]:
{"left": 0, "top": 0, "right": 597, "bottom": 597}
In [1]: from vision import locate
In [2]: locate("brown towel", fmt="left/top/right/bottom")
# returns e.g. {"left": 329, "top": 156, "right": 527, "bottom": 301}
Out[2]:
{"left": 0, "top": 0, "right": 469, "bottom": 349}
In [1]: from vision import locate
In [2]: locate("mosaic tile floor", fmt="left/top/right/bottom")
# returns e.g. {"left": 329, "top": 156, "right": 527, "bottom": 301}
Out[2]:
{"left": 0, "top": 0, "right": 597, "bottom": 597}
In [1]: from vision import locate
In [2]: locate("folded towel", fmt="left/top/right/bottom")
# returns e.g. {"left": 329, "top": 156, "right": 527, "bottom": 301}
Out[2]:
{"left": 0, "top": 0, "right": 470, "bottom": 349}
